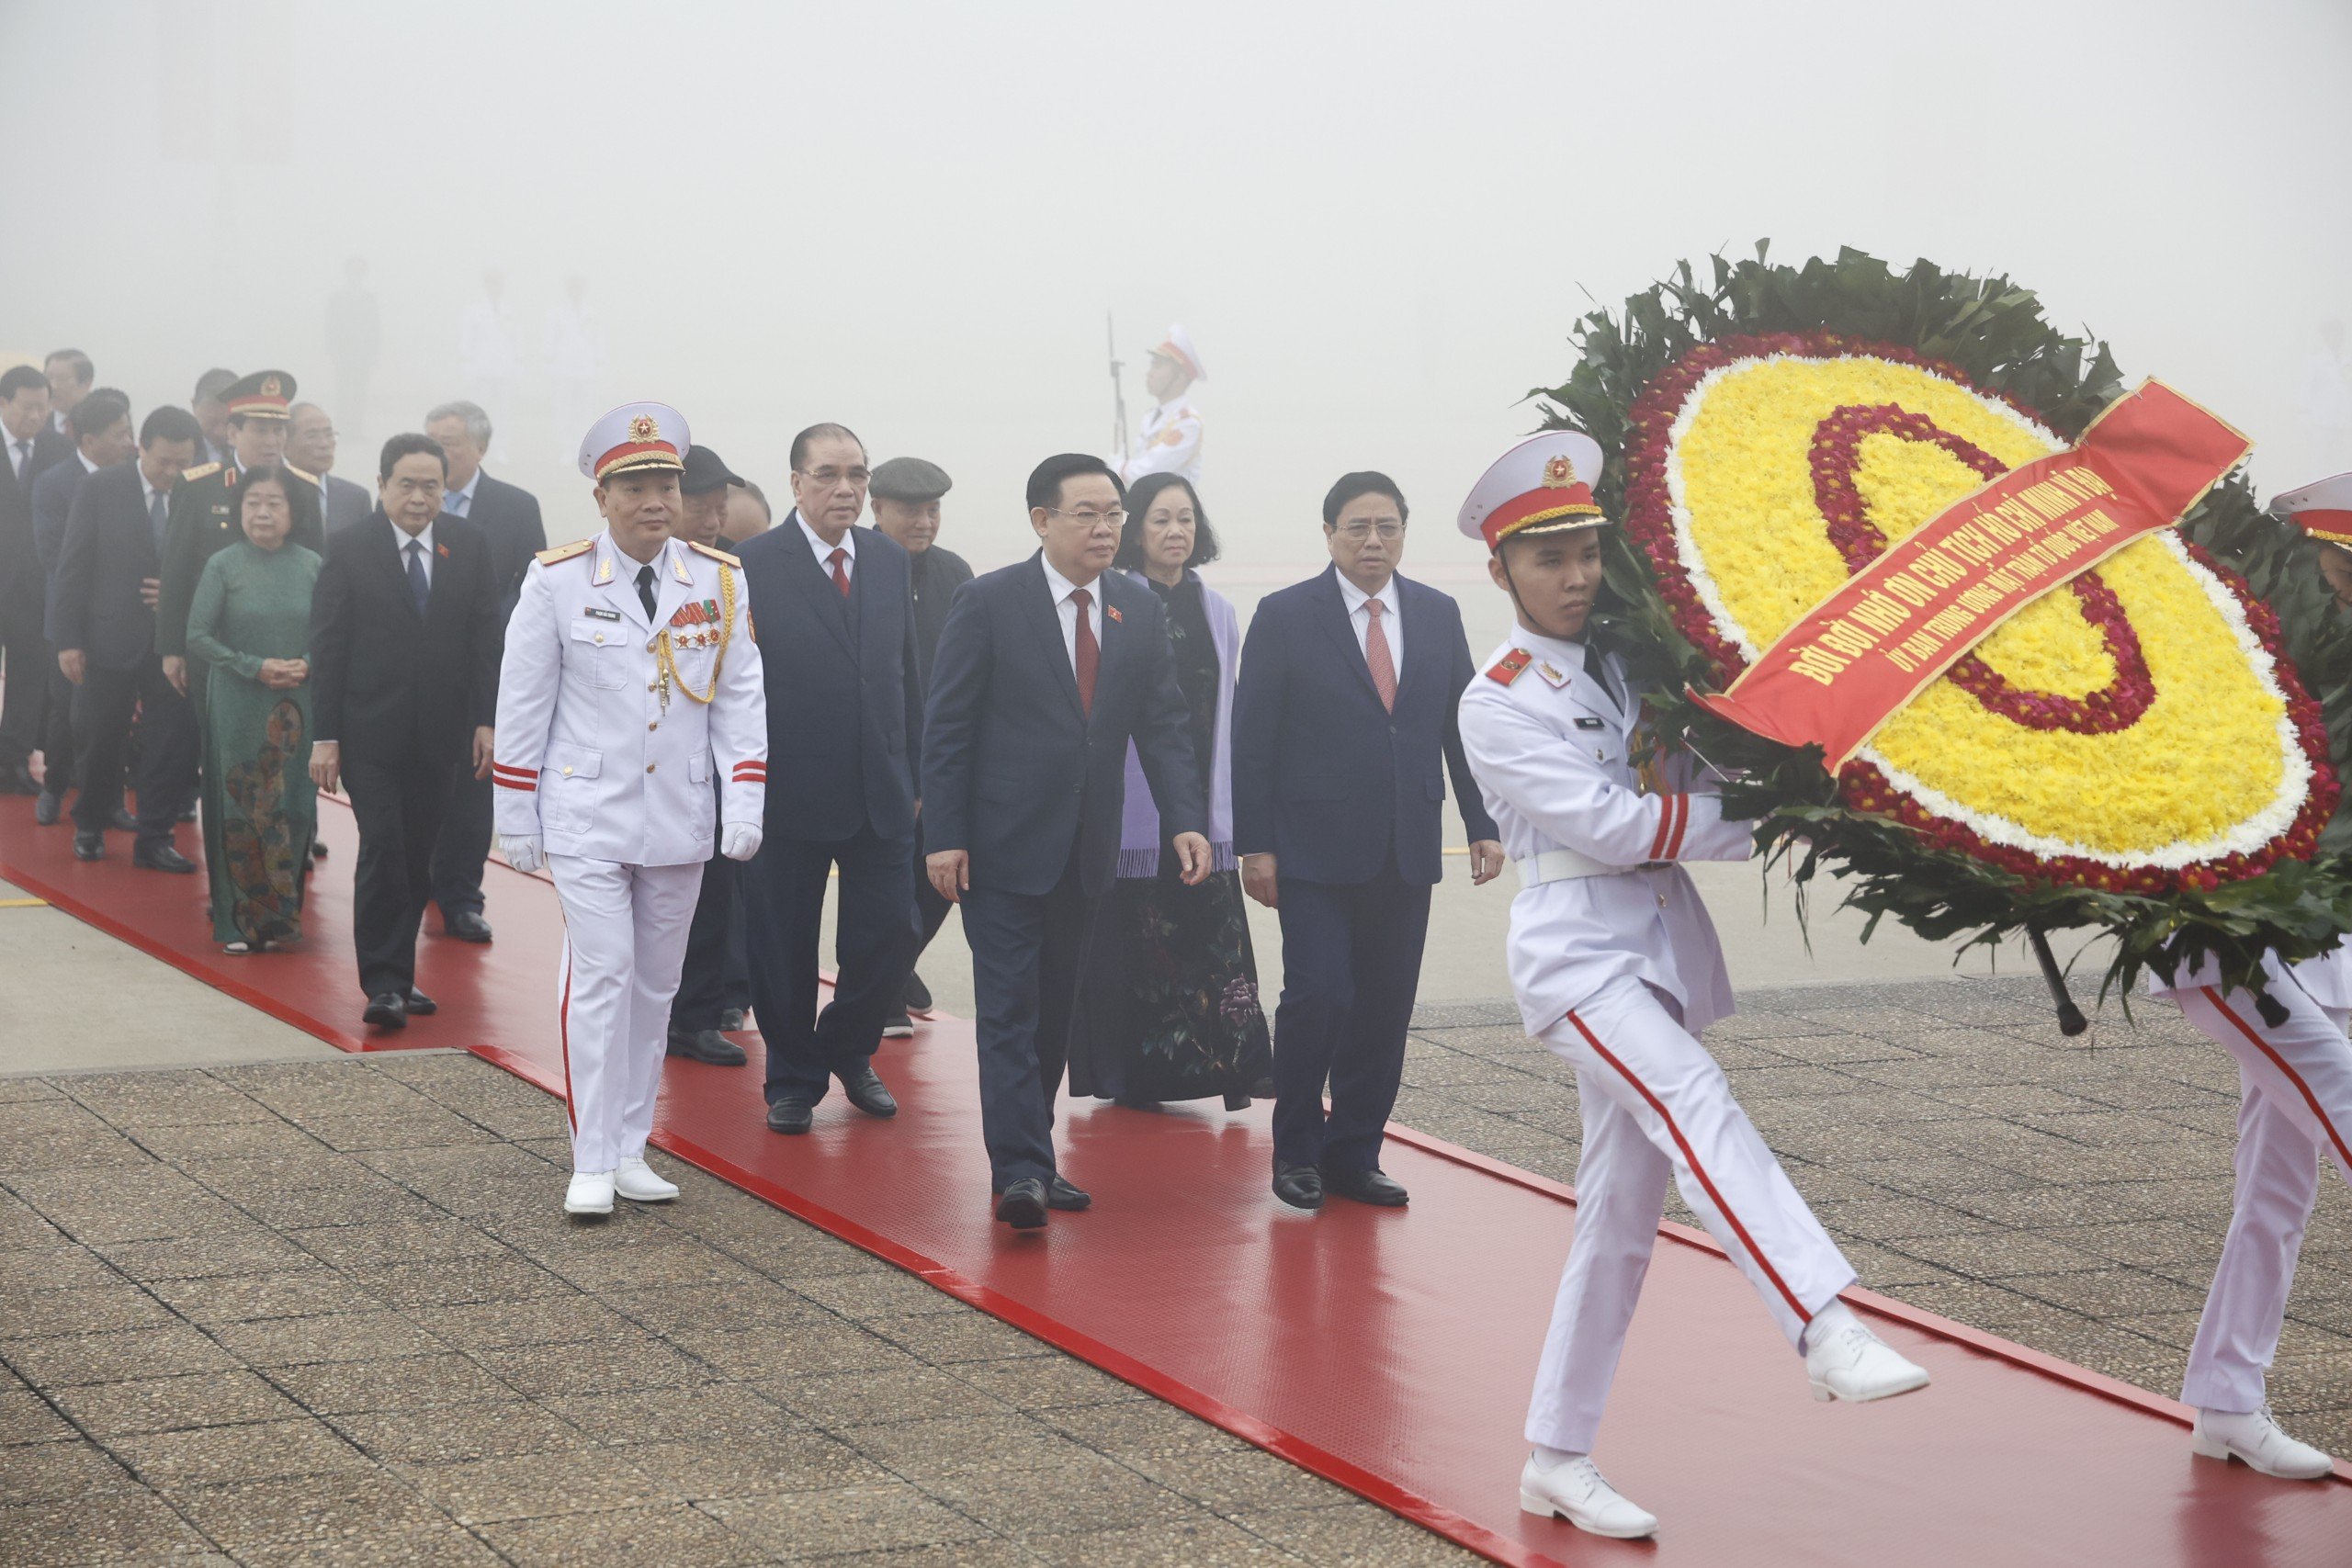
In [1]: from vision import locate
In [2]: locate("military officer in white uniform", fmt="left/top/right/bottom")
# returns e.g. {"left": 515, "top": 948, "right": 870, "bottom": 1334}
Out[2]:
{"left": 494, "top": 402, "right": 768, "bottom": 1215}
{"left": 1455, "top": 432, "right": 1929, "bottom": 1540}
{"left": 1114, "top": 323, "right": 1204, "bottom": 486}
{"left": 2138, "top": 473, "right": 2352, "bottom": 1483}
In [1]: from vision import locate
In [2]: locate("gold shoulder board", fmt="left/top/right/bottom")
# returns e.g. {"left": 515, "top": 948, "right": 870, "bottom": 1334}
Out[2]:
{"left": 180, "top": 462, "right": 221, "bottom": 482}
{"left": 535, "top": 539, "right": 595, "bottom": 566}
{"left": 283, "top": 463, "right": 319, "bottom": 484}
{"left": 687, "top": 539, "right": 741, "bottom": 568}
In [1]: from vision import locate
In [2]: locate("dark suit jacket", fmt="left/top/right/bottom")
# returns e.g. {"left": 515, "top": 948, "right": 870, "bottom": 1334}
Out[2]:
{"left": 0, "top": 447, "right": 46, "bottom": 628}
{"left": 48, "top": 462, "right": 161, "bottom": 667}
{"left": 908, "top": 543, "right": 975, "bottom": 694}
{"left": 309, "top": 513, "right": 502, "bottom": 769}
{"left": 922, "top": 552, "right": 1204, "bottom": 899}
{"left": 30, "top": 454, "right": 90, "bottom": 590}
{"left": 1230, "top": 565, "right": 1496, "bottom": 886}
{"left": 737, "top": 514, "right": 923, "bottom": 842}
{"left": 319, "top": 472, "right": 372, "bottom": 534}
{"left": 460, "top": 470, "right": 546, "bottom": 610}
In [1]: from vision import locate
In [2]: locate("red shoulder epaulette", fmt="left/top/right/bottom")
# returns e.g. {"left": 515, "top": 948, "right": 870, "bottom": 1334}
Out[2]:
{"left": 1486, "top": 648, "right": 1533, "bottom": 686}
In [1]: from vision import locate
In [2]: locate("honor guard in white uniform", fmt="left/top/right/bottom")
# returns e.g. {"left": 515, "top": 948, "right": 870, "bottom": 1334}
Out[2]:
{"left": 1454, "top": 432, "right": 1929, "bottom": 1540}
{"left": 2140, "top": 473, "right": 2352, "bottom": 1483}
{"left": 493, "top": 403, "right": 768, "bottom": 1216}
{"left": 1114, "top": 324, "right": 1204, "bottom": 486}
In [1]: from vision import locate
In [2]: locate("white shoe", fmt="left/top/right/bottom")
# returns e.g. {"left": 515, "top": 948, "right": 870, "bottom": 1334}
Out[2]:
{"left": 614, "top": 1156, "right": 680, "bottom": 1202}
{"left": 564, "top": 1170, "right": 616, "bottom": 1215}
{"left": 1804, "top": 1302, "right": 1931, "bottom": 1404}
{"left": 2192, "top": 1405, "right": 2335, "bottom": 1480}
{"left": 1519, "top": 1452, "right": 1657, "bottom": 1540}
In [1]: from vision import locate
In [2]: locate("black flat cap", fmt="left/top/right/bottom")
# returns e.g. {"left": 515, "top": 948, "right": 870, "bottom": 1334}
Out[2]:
{"left": 871, "top": 457, "right": 952, "bottom": 503}
{"left": 681, "top": 444, "right": 745, "bottom": 495}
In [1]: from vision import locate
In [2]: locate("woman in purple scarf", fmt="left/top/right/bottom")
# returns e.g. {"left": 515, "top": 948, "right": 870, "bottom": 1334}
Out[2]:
{"left": 1069, "top": 474, "right": 1273, "bottom": 1110}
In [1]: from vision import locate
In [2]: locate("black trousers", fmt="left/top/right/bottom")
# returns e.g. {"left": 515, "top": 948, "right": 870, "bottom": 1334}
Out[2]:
{"left": 38, "top": 660, "right": 78, "bottom": 799}
{"left": 73, "top": 658, "right": 197, "bottom": 847}
{"left": 430, "top": 767, "right": 494, "bottom": 922}
{"left": 962, "top": 853, "right": 1095, "bottom": 1190}
{"left": 740, "top": 823, "right": 918, "bottom": 1107}
{"left": 0, "top": 607, "right": 46, "bottom": 772}
{"left": 1268, "top": 857, "right": 1432, "bottom": 1175}
{"left": 894, "top": 820, "right": 956, "bottom": 997}
{"left": 345, "top": 753, "right": 457, "bottom": 999}
{"left": 670, "top": 848, "right": 743, "bottom": 1032}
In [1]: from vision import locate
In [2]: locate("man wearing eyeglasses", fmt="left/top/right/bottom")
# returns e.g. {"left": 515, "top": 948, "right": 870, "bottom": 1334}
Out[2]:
{"left": 735, "top": 423, "right": 925, "bottom": 1134}
{"left": 922, "top": 453, "right": 1207, "bottom": 1228}
{"left": 1232, "top": 471, "right": 1506, "bottom": 1213}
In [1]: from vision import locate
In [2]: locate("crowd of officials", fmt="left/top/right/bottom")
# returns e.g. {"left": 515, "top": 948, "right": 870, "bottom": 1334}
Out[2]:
{"left": 0, "top": 337, "right": 1503, "bottom": 1230}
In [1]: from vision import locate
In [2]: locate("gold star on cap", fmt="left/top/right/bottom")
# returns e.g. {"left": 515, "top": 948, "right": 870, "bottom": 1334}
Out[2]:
{"left": 629, "top": 413, "right": 660, "bottom": 442}
{"left": 1542, "top": 454, "right": 1579, "bottom": 489}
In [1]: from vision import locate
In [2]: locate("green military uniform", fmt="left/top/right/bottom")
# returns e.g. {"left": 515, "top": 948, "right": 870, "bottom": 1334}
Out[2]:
{"left": 154, "top": 371, "right": 325, "bottom": 723}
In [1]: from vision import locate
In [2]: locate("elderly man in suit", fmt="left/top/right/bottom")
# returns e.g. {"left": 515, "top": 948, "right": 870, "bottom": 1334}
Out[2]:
{"left": 735, "top": 424, "right": 925, "bottom": 1127}
{"left": 288, "top": 403, "right": 372, "bottom": 533}
{"left": 922, "top": 452, "right": 1207, "bottom": 1228}
{"left": 1233, "top": 470, "right": 1505, "bottom": 1212}
{"left": 424, "top": 399, "right": 546, "bottom": 944}
{"left": 308, "top": 434, "right": 503, "bottom": 1029}
{"left": 0, "top": 365, "right": 54, "bottom": 795}
{"left": 29, "top": 389, "right": 135, "bottom": 829}
{"left": 51, "top": 407, "right": 204, "bottom": 866}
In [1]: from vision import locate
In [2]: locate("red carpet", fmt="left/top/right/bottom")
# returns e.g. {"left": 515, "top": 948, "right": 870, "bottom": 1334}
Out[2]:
{"left": 6, "top": 795, "right": 2350, "bottom": 1566}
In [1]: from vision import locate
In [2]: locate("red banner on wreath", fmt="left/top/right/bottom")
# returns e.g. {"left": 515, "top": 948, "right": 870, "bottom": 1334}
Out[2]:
{"left": 1689, "top": 379, "right": 2251, "bottom": 768}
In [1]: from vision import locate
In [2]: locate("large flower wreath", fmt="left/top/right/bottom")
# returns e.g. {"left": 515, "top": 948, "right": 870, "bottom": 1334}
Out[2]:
{"left": 1536, "top": 246, "right": 2352, "bottom": 1000}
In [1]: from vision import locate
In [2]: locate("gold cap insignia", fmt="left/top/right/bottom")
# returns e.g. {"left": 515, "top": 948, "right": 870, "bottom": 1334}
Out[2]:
{"left": 628, "top": 413, "right": 660, "bottom": 443}
{"left": 1541, "top": 455, "right": 1579, "bottom": 489}
{"left": 260, "top": 374, "right": 282, "bottom": 398}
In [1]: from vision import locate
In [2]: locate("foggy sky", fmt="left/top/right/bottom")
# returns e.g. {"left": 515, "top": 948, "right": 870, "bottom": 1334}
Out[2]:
{"left": 5, "top": 0, "right": 2347, "bottom": 580}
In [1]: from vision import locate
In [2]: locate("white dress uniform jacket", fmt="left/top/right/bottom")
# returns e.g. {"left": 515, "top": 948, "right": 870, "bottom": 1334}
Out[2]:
{"left": 1114, "top": 396, "right": 1204, "bottom": 487}
{"left": 1456, "top": 630, "right": 1752, "bottom": 1039}
{"left": 493, "top": 531, "right": 766, "bottom": 863}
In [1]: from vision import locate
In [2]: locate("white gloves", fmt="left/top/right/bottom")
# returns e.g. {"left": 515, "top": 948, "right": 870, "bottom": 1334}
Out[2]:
{"left": 721, "top": 822, "right": 763, "bottom": 862}
{"left": 502, "top": 834, "right": 546, "bottom": 874}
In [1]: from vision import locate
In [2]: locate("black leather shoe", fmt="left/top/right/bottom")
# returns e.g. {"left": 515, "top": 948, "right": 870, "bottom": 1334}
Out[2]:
{"left": 995, "top": 1179, "right": 1048, "bottom": 1230}
{"left": 719, "top": 1007, "right": 748, "bottom": 1032}
{"left": 668, "top": 1027, "right": 747, "bottom": 1066}
{"left": 72, "top": 831, "right": 105, "bottom": 862}
{"left": 405, "top": 988, "right": 437, "bottom": 1016}
{"left": 107, "top": 807, "right": 136, "bottom": 832}
{"left": 33, "top": 791, "right": 62, "bottom": 825}
{"left": 1046, "top": 1175, "right": 1091, "bottom": 1212}
{"left": 362, "top": 992, "right": 408, "bottom": 1030}
{"left": 1272, "top": 1162, "right": 1325, "bottom": 1211}
{"left": 443, "top": 910, "right": 492, "bottom": 942}
{"left": 133, "top": 844, "right": 198, "bottom": 874}
{"left": 766, "top": 1099, "right": 813, "bottom": 1134}
{"left": 842, "top": 1065, "right": 898, "bottom": 1118}
{"left": 879, "top": 1010, "right": 915, "bottom": 1039}
{"left": 902, "top": 971, "right": 933, "bottom": 1015}
{"left": 1325, "top": 1165, "right": 1408, "bottom": 1207}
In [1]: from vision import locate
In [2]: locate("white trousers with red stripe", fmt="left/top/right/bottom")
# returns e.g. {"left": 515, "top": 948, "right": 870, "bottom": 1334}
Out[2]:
{"left": 548, "top": 855, "right": 705, "bottom": 1174}
{"left": 1526, "top": 975, "right": 1856, "bottom": 1452}
{"left": 2175, "top": 983, "right": 2352, "bottom": 1414}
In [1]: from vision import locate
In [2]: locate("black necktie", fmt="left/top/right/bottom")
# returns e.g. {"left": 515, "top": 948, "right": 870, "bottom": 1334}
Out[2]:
{"left": 9, "top": 440, "right": 26, "bottom": 480}
{"left": 1583, "top": 641, "right": 1622, "bottom": 713}
{"left": 637, "top": 564, "right": 657, "bottom": 621}
{"left": 149, "top": 489, "right": 168, "bottom": 550}
{"left": 405, "top": 540, "right": 430, "bottom": 615}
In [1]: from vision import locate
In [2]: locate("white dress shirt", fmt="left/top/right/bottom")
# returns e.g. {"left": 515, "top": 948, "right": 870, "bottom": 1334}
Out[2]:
{"left": 1335, "top": 570, "right": 1403, "bottom": 671}
{"left": 441, "top": 468, "right": 481, "bottom": 518}
{"left": 795, "top": 509, "right": 855, "bottom": 584}
{"left": 1041, "top": 558, "right": 1105, "bottom": 674}
{"left": 393, "top": 518, "right": 435, "bottom": 586}
{"left": 75, "top": 448, "right": 99, "bottom": 475}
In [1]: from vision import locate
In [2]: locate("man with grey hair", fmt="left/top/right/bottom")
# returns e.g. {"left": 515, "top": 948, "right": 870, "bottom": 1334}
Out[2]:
{"left": 190, "top": 368, "right": 237, "bottom": 468}
{"left": 424, "top": 398, "right": 545, "bottom": 943}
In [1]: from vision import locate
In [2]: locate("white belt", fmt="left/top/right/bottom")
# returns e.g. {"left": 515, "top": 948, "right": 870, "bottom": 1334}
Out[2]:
{"left": 1516, "top": 848, "right": 1660, "bottom": 888}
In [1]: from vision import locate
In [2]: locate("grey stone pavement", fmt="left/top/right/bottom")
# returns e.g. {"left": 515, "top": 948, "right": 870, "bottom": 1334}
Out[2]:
{"left": 2, "top": 926, "right": 2349, "bottom": 1561}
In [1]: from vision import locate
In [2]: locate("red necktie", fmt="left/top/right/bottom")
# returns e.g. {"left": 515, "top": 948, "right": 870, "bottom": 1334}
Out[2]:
{"left": 829, "top": 547, "right": 851, "bottom": 598}
{"left": 1364, "top": 597, "right": 1397, "bottom": 713}
{"left": 1070, "top": 587, "right": 1099, "bottom": 717}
